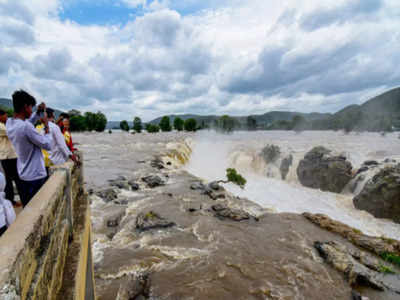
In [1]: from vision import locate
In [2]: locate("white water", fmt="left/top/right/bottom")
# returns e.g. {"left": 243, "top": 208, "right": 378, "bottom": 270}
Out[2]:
{"left": 185, "top": 130, "right": 400, "bottom": 240}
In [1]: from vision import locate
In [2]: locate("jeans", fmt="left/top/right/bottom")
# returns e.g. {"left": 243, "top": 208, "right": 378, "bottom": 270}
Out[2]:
{"left": 1, "top": 158, "right": 23, "bottom": 204}
{"left": 19, "top": 177, "right": 47, "bottom": 207}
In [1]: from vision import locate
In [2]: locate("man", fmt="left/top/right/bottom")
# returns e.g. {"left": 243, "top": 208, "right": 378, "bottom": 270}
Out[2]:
{"left": 45, "top": 108, "right": 78, "bottom": 165}
{"left": 0, "top": 110, "right": 22, "bottom": 206}
{"left": 6, "top": 90, "right": 52, "bottom": 207}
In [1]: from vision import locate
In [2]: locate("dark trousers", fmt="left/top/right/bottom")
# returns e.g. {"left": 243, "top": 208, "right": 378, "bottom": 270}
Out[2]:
{"left": 1, "top": 158, "right": 23, "bottom": 204}
{"left": 0, "top": 225, "right": 7, "bottom": 237}
{"left": 19, "top": 177, "right": 47, "bottom": 207}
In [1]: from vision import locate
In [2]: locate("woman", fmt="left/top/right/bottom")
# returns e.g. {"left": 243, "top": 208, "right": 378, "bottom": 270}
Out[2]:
{"left": 62, "top": 118, "right": 76, "bottom": 152}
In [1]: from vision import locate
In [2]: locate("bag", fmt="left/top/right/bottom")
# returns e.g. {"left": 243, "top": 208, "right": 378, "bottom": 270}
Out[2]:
{"left": 3, "top": 199, "right": 16, "bottom": 226}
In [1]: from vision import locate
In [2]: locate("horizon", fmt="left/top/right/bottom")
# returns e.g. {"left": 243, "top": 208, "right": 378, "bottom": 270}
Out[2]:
{"left": 1, "top": 1, "right": 400, "bottom": 122}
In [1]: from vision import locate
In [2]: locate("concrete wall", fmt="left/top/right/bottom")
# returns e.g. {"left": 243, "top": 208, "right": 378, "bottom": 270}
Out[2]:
{"left": 0, "top": 153, "right": 95, "bottom": 300}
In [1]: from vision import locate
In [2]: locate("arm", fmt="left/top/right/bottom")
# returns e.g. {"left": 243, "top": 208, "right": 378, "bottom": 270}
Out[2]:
{"left": 54, "top": 126, "right": 72, "bottom": 158}
{"left": 26, "top": 123, "right": 52, "bottom": 151}
{"left": 28, "top": 111, "right": 39, "bottom": 125}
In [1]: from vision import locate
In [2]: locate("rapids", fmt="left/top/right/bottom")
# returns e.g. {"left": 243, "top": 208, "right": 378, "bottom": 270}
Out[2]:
{"left": 185, "top": 130, "right": 400, "bottom": 240}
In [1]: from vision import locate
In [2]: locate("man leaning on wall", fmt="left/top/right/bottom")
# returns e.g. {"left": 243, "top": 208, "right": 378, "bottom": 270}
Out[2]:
{"left": 6, "top": 90, "right": 52, "bottom": 207}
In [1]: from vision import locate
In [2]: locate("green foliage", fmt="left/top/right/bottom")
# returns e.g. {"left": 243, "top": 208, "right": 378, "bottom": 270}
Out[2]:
{"left": 378, "top": 264, "right": 396, "bottom": 274}
{"left": 0, "top": 105, "right": 13, "bottom": 117}
{"left": 226, "top": 168, "right": 246, "bottom": 189}
{"left": 246, "top": 116, "right": 257, "bottom": 130}
{"left": 380, "top": 252, "right": 400, "bottom": 267}
{"left": 184, "top": 118, "right": 197, "bottom": 131}
{"left": 120, "top": 120, "right": 129, "bottom": 131}
{"left": 70, "top": 115, "right": 87, "bottom": 132}
{"left": 133, "top": 116, "right": 142, "bottom": 133}
{"left": 218, "top": 115, "right": 236, "bottom": 133}
{"left": 173, "top": 117, "right": 184, "bottom": 131}
{"left": 147, "top": 124, "right": 160, "bottom": 133}
{"left": 84, "top": 111, "right": 107, "bottom": 132}
{"left": 159, "top": 116, "right": 172, "bottom": 132}
{"left": 108, "top": 129, "right": 112, "bottom": 134}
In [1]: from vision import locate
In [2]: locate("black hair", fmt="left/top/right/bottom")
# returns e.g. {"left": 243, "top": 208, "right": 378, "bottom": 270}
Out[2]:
{"left": 0, "top": 109, "right": 6, "bottom": 116}
{"left": 60, "top": 113, "right": 70, "bottom": 119}
{"left": 12, "top": 90, "right": 36, "bottom": 113}
{"left": 46, "top": 108, "right": 55, "bottom": 118}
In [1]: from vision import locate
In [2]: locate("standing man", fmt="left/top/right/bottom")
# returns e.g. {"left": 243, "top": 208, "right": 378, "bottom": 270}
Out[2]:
{"left": 45, "top": 108, "right": 79, "bottom": 165}
{"left": 0, "top": 109, "right": 22, "bottom": 206}
{"left": 6, "top": 90, "right": 52, "bottom": 207}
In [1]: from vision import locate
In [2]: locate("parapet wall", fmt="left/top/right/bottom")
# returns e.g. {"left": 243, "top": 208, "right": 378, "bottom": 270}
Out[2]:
{"left": 0, "top": 153, "right": 95, "bottom": 300}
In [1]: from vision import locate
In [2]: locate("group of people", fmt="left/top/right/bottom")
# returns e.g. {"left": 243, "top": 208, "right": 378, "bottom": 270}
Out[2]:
{"left": 0, "top": 90, "right": 79, "bottom": 237}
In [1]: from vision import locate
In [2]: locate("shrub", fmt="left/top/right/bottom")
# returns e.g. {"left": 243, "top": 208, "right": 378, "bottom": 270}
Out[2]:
{"left": 184, "top": 118, "right": 197, "bottom": 131}
{"left": 173, "top": 117, "right": 184, "bottom": 131}
{"left": 159, "top": 116, "right": 172, "bottom": 132}
{"left": 120, "top": 120, "right": 129, "bottom": 131}
{"left": 133, "top": 116, "right": 142, "bottom": 133}
{"left": 226, "top": 168, "right": 246, "bottom": 189}
{"left": 147, "top": 124, "right": 160, "bottom": 133}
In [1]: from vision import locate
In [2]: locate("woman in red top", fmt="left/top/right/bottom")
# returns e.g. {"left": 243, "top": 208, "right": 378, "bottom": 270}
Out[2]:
{"left": 62, "top": 118, "right": 75, "bottom": 152}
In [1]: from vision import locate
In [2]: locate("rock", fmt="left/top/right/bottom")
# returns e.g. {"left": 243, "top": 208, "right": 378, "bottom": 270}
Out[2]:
{"left": 190, "top": 182, "right": 205, "bottom": 190}
{"left": 296, "top": 146, "right": 353, "bottom": 193}
{"left": 211, "top": 204, "right": 251, "bottom": 221}
{"left": 141, "top": 175, "right": 165, "bottom": 188}
{"left": 208, "top": 181, "right": 222, "bottom": 191}
{"left": 116, "top": 273, "right": 151, "bottom": 300}
{"left": 261, "top": 144, "right": 281, "bottom": 163}
{"left": 353, "top": 164, "right": 400, "bottom": 223}
{"left": 356, "top": 166, "right": 369, "bottom": 175}
{"left": 384, "top": 158, "right": 396, "bottom": 163}
{"left": 314, "top": 241, "right": 385, "bottom": 291}
{"left": 128, "top": 180, "right": 139, "bottom": 191}
{"left": 363, "top": 160, "right": 379, "bottom": 166}
{"left": 136, "top": 211, "right": 175, "bottom": 231}
{"left": 110, "top": 180, "right": 130, "bottom": 190}
{"left": 280, "top": 154, "right": 293, "bottom": 180}
{"left": 351, "top": 290, "right": 369, "bottom": 300}
{"left": 150, "top": 158, "right": 164, "bottom": 169}
{"left": 96, "top": 188, "right": 118, "bottom": 202}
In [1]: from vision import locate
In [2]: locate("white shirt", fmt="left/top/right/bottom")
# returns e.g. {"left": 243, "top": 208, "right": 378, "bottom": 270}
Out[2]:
{"left": 48, "top": 121, "right": 72, "bottom": 165}
{"left": 0, "top": 122, "right": 17, "bottom": 160}
{"left": 6, "top": 112, "right": 52, "bottom": 181}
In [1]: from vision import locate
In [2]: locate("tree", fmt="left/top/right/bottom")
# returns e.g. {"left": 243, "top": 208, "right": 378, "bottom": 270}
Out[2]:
{"left": 246, "top": 116, "right": 257, "bottom": 130}
{"left": 217, "top": 168, "right": 247, "bottom": 189}
{"left": 94, "top": 111, "right": 107, "bottom": 132}
{"left": 147, "top": 124, "right": 160, "bottom": 133}
{"left": 133, "top": 117, "right": 142, "bottom": 133}
{"left": 120, "top": 120, "right": 130, "bottom": 131}
{"left": 84, "top": 112, "right": 97, "bottom": 131}
{"left": 184, "top": 118, "right": 197, "bottom": 131}
{"left": 159, "top": 116, "right": 172, "bottom": 132}
{"left": 70, "top": 115, "right": 87, "bottom": 132}
{"left": 219, "top": 115, "right": 235, "bottom": 133}
{"left": 291, "top": 115, "right": 306, "bottom": 132}
{"left": 173, "top": 117, "right": 184, "bottom": 131}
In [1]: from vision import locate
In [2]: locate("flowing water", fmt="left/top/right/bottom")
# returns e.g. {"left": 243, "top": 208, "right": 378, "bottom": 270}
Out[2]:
{"left": 185, "top": 130, "right": 400, "bottom": 239}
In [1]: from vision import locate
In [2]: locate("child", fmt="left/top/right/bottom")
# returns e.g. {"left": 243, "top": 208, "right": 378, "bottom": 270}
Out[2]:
{"left": 0, "top": 172, "right": 16, "bottom": 237}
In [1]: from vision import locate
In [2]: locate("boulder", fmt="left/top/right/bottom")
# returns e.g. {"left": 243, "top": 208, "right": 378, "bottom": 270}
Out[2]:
{"left": 96, "top": 188, "right": 119, "bottom": 202}
{"left": 211, "top": 204, "right": 251, "bottom": 221}
{"left": 363, "top": 160, "right": 379, "bottom": 166}
{"left": 297, "top": 146, "right": 353, "bottom": 193}
{"left": 280, "top": 154, "right": 293, "bottom": 180}
{"left": 260, "top": 144, "right": 281, "bottom": 163}
{"left": 141, "top": 175, "right": 165, "bottom": 188}
{"left": 128, "top": 180, "right": 139, "bottom": 191}
{"left": 353, "top": 164, "right": 400, "bottom": 223}
{"left": 135, "top": 211, "right": 175, "bottom": 231}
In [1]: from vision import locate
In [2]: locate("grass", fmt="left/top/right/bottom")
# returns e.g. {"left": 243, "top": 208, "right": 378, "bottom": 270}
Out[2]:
{"left": 378, "top": 264, "right": 396, "bottom": 274}
{"left": 380, "top": 252, "right": 400, "bottom": 267}
{"left": 352, "top": 228, "right": 362, "bottom": 234}
{"left": 380, "top": 235, "right": 397, "bottom": 245}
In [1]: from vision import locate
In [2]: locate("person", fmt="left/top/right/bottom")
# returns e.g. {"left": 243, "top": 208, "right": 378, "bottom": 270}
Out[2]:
{"left": 45, "top": 108, "right": 79, "bottom": 165}
{"left": 0, "top": 110, "right": 22, "bottom": 206}
{"left": 6, "top": 90, "right": 52, "bottom": 207}
{"left": 0, "top": 172, "right": 16, "bottom": 237}
{"left": 56, "top": 112, "right": 69, "bottom": 132}
{"left": 62, "top": 118, "right": 76, "bottom": 152}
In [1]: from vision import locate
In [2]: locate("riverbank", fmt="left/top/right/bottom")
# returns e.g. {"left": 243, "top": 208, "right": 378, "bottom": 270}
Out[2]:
{"left": 74, "top": 131, "right": 400, "bottom": 300}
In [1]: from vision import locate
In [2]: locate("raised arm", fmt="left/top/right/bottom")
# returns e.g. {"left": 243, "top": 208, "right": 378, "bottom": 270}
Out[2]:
{"left": 26, "top": 122, "right": 52, "bottom": 151}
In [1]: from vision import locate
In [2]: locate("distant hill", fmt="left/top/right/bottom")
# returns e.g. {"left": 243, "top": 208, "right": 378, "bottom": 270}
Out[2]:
{"left": 146, "top": 87, "right": 400, "bottom": 131}
{"left": 0, "top": 98, "right": 64, "bottom": 117}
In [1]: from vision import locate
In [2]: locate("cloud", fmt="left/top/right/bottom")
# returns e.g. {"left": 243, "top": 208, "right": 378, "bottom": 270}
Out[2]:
{"left": 0, "top": 0, "right": 399, "bottom": 122}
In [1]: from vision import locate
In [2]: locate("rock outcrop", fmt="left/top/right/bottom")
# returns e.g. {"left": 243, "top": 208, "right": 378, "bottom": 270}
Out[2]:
{"left": 280, "top": 154, "right": 293, "bottom": 180}
{"left": 136, "top": 211, "right": 175, "bottom": 231}
{"left": 297, "top": 146, "right": 353, "bottom": 193}
{"left": 353, "top": 164, "right": 400, "bottom": 223}
{"left": 142, "top": 175, "right": 165, "bottom": 188}
{"left": 211, "top": 204, "right": 252, "bottom": 221}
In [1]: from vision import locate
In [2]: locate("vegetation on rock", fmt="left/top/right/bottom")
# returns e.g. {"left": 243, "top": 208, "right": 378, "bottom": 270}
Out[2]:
{"left": 120, "top": 120, "right": 129, "bottom": 131}
{"left": 133, "top": 116, "right": 142, "bottom": 133}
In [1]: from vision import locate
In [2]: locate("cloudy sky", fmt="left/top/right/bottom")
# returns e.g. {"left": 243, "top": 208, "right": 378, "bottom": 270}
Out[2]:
{"left": 1, "top": 0, "right": 399, "bottom": 121}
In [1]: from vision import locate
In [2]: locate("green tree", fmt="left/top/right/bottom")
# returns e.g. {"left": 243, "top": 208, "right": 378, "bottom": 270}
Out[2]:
{"left": 246, "top": 116, "right": 257, "bottom": 130}
{"left": 159, "top": 116, "right": 172, "bottom": 132}
{"left": 147, "top": 124, "right": 160, "bottom": 133}
{"left": 133, "top": 117, "right": 142, "bottom": 133}
{"left": 70, "top": 115, "right": 87, "bottom": 132}
{"left": 217, "top": 168, "right": 247, "bottom": 189}
{"left": 184, "top": 118, "right": 197, "bottom": 131}
{"left": 84, "top": 112, "right": 97, "bottom": 131}
{"left": 94, "top": 111, "right": 107, "bottom": 132}
{"left": 120, "top": 120, "right": 130, "bottom": 131}
{"left": 173, "top": 117, "right": 184, "bottom": 131}
{"left": 291, "top": 115, "right": 306, "bottom": 131}
{"left": 219, "top": 115, "right": 235, "bottom": 133}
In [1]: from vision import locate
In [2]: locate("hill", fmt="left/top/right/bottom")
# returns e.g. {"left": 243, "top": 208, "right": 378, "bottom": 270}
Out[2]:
{"left": 0, "top": 98, "right": 64, "bottom": 117}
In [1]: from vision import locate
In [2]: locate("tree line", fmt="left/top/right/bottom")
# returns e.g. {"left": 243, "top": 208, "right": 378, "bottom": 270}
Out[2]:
{"left": 69, "top": 110, "right": 107, "bottom": 132}
{"left": 119, "top": 116, "right": 197, "bottom": 133}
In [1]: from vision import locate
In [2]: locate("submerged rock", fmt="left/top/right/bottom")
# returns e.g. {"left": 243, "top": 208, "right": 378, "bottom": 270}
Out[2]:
{"left": 363, "top": 160, "right": 379, "bottom": 166}
{"left": 297, "top": 146, "right": 353, "bottom": 193}
{"left": 96, "top": 188, "right": 119, "bottom": 202}
{"left": 211, "top": 204, "right": 251, "bottom": 221}
{"left": 128, "top": 180, "right": 139, "bottom": 191}
{"left": 116, "top": 273, "right": 151, "bottom": 300}
{"left": 353, "top": 164, "right": 400, "bottom": 223}
{"left": 280, "top": 154, "right": 293, "bottom": 180}
{"left": 136, "top": 211, "right": 175, "bottom": 231}
{"left": 142, "top": 175, "right": 165, "bottom": 188}
{"left": 260, "top": 144, "right": 281, "bottom": 163}
{"left": 151, "top": 158, "right": 164, "bottom": 170}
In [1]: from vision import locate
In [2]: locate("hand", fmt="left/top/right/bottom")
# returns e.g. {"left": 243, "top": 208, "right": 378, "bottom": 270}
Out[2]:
{"left": 37, "top": 102, "right": 46, "bottom": 113}
{"left": 70, "top": 154, "right": 80, "bottom": 166}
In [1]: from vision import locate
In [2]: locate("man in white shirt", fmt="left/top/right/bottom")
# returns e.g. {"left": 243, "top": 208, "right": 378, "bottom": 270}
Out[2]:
{"left": 44, "top": 108, "right": 78, "bottom": 165}
{"left": 6, "top": 90, "right": 52, "bottom": 207}
{"left": 0, "top": 109, "right": 22, "bottom": 206}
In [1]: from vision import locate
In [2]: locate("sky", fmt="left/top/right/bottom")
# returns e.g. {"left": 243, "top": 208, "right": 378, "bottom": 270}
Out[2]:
{"left": 0, "top": 0, "right": 399, "bottom": 121}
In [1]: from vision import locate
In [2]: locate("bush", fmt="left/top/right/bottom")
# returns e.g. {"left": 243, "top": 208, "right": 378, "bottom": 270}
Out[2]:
{"left": 173, "top": 117, "right": 184, "bottom": 131}
{"left": 70, "top": 115, "right": 87, "bottom": 132}
{"left": 133, "top": 117, "right": 142, "bottom": 133}
{"left": 184, "top": 118, "right": 197, "bottom": 131}
{"left": 159, "top": 116, "right": 172, "bottom": 132}
{"left": 147, "top": 124, "right": 160, "bottom": 133}
{"left": 120, "top": 120, "right": 129, "bottom": 131}
{"left": 226, "top": 168, "right": 246, "bottom": 189}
